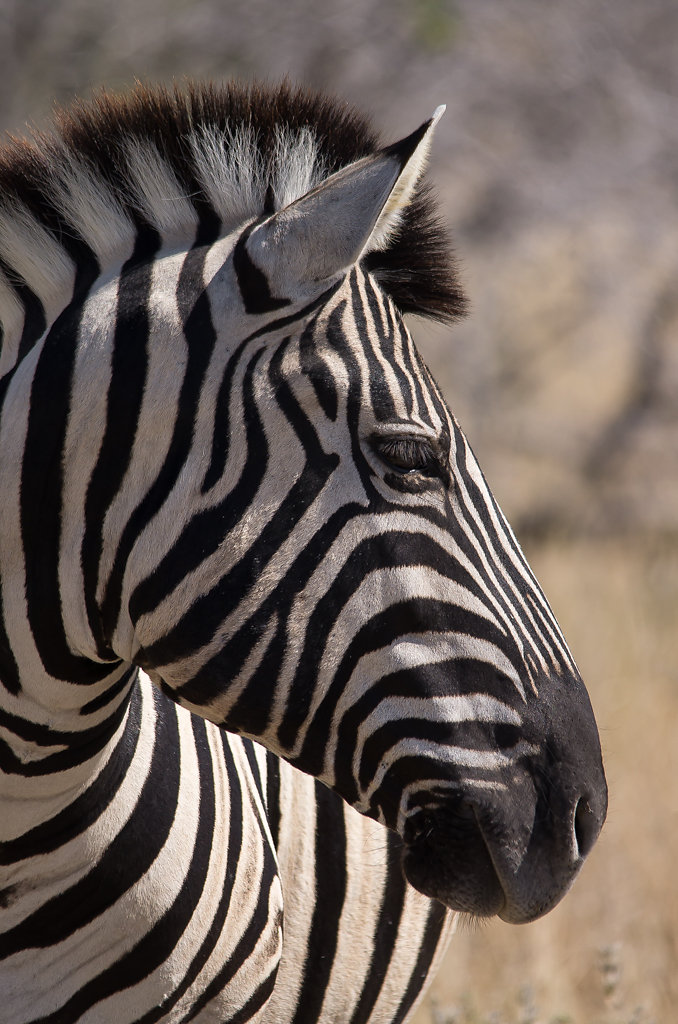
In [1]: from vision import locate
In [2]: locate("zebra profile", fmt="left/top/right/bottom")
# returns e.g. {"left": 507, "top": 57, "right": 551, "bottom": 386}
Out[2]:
{"left": 0, "top": 82, "right": 607, "bottom": 1023}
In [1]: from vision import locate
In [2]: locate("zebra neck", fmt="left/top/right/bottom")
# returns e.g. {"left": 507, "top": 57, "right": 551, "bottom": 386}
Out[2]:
{"left": 0, "top": 658, "right": 135, "bottom": 749}
{"left": 0, "top": 664, "right": 138, "bottom": 843}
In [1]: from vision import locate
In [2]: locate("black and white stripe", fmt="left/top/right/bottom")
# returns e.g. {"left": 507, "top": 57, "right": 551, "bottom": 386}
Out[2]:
{"left": 0, "top": 81, "right": 606, "bottom": 1023}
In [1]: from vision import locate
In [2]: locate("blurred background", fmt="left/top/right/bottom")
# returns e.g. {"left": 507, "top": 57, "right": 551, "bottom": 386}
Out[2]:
{"left": 2, "top": 1, "right": 675, "bottom": 1020}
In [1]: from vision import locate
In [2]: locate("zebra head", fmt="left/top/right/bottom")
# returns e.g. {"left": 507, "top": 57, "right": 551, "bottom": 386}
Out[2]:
{"left": 1, "top": 84, "right": 606, "bottom": 926}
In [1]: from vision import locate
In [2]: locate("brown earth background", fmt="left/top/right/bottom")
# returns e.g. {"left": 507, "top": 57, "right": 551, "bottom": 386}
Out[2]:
{"left": 2, "top": 1, "right": 676, "bottom": 1020}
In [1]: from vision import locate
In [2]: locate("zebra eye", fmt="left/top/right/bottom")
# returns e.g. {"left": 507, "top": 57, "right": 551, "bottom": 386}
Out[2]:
{"left": 373, "top": 436, "right": 441, "bottom": 475}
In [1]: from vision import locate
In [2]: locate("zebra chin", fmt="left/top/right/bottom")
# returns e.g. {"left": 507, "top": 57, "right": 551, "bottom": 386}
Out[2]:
{"left": 400, "top": 792, "right": 604, "bottom": 925}
{"left": 401, "top": 801, "right": 507, "bottom": 919}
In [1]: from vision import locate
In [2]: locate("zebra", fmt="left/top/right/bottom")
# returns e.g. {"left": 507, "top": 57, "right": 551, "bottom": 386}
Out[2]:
{"left": 0, "top": 81, "right": 607, "bottom": 1023}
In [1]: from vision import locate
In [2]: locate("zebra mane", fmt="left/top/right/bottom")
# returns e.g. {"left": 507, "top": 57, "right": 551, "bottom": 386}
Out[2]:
{"left": 0, "top": 80, "right": 465, "bottom": 354}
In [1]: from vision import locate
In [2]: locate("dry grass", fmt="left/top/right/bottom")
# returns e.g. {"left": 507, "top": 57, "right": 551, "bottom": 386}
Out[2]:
{"left": 412, "top": 537, "right": 678, "bottom": 1024}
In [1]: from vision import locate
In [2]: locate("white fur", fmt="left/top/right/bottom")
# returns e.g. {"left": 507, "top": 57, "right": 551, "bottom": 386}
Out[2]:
{"left": 0, "top": 203, "right": 74, "bottom": 312}
{"left": 190, "top": 123, "right": 265, "bottom": 226}
{"left": 0, "top": 271, "right": 25, "bottom": 375}
{"left": 190, "top": 123, "right": 327, "bottom": 228}
{"left": 0, "top": 108, "right": 441, "bottom": 370}
{"left": 43, "top": 142, "right": 134, "bottom": 262}
{"left": 123, "top": 138, "right": 199, "bottom": 237}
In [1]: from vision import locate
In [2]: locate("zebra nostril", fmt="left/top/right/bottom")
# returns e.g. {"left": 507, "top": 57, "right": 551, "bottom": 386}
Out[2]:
{"left": 408, "top": 811, "right": 436, "bottom": 846}
{"left": 492, "top": 722, "right": 522, "bottom": 749}
{"left": 573, "top": 796, "right": 598, "bottom": 859}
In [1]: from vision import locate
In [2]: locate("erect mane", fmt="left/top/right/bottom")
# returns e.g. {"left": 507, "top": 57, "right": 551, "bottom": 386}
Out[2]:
{"left": 0, "top": 80, "right": 465, "bottom": 357}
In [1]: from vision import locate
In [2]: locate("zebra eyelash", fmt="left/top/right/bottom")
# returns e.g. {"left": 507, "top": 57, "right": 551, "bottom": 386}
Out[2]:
{"left": 370, "top": 434, "right": 447, "bottom": 479}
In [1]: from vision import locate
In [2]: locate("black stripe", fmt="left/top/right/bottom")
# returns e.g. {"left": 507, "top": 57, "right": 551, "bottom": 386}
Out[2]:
{"left": 0, "top": 586, "right": 20, "bottom": 696}
{"left": 176, "top": 814, "right": 280, "bottom": 1021}
{"left": 215, "top": 970, "right": 278, "bottom": 1024}
{"left": 0, "top": 253, "right": 47, "bottom": 364}
{"left": 79, "top": 665, "right": 137, "bottom": 716}
{"left": 20, "top": 265, "right": 110, "bottom": 684}
{"left": 358, "top": 710, "right": 496, "bottom": 792}
{"left": 0, "top": 687, "right": 130, "bottom": 748}
{"left": 243, "top": 737, "right": 264, "bottom": 800}
{"left": 0, "top": 691, "right": 180, "bottom": 959}
{"left": 282, "top": 529, "right": 513, "bottom": 765}
{"left": 324, "top": 285, "right": 376, "bottom": 494}
{"left": 129, "top": 344, "right": 269, "bottom": 624}
{"left": 201, "top": 282, "right": 342, "bottom": 493}
{"left": 37, "top": 712, "right": 216, "bottom": 1022}
{"left": 201, "top": 333, "right": 250, "bottom": 493}
{"left": 265, "top": 750, "right": 282, "bottom": 849}
{"left": 233, "top": 221, "right": 291, "bottom": 314}
{"left": 98, "top": 225, "right": 221, "bottom": 643}
{"left": 371, "top": 284, "right": 416, "bottom": 418}
{"left": 131, "top": 729, "right": 247, "bottom": 1024}
{"left": 0, "top": 355, "right": 20, "bottom": 695}
{"left": 81, "top": 225, "right": 162, "bottom": 658}
{"left": 16, "top": 284, "right": 46, "bottom": 362}
{"left": 450, "top": 418, "right": 552, "bottom": 664}
{"left": 0, "top": 693, "right": 130, "bottom": 778}
{"left": 178, "top": 489, "right": 352, "bottom": 733}
{"left": 398, "top": 311, "right": 430, "bottom": 416}
{"left": 348, "top": 834, "right": 408, "bottom": 1024}
{"left": 354, "top": 274, "right": 397, "bottom": 421}
{"left": 299, "top": 317, "right": 338, "bottom": 421}
{"left": 392, "top": 315, "right": 417, "bottom": 418}
{"left": 0, "top": 683, "right": 140, "bottom": 865}
{"left": 136, "top": 334, "right": 340, "bottom": 678}
{"left": 367, "top": 755, "right": 497, "bottom": 822}
{"left": 291, "top": 781, "right": 347, "bottom": 1024}
{"left": 335, "top": 655, "right": 516, "bottom": 808}
{"left": 391, "top": 900, "right": 448, "bottom": 1024}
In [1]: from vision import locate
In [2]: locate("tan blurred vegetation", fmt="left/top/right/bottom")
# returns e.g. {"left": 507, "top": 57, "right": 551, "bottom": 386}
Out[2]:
{"left": 1, "top": 1, "right": 675, "bottom": 1020}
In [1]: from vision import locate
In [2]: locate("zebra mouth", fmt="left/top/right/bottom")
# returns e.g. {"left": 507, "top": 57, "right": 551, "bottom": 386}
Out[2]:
{"left": 401, "top": 802, "right": 506, "bottom": 918}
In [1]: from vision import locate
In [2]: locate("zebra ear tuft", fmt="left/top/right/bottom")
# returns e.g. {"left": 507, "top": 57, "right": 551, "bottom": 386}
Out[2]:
{"left": 242, "top": 108, "right": 445, "bottom": 299}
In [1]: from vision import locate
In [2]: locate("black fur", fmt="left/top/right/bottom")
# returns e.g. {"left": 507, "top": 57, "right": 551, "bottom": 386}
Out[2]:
{"left": 0, "top": 80, "right": 466, "bottom": 323}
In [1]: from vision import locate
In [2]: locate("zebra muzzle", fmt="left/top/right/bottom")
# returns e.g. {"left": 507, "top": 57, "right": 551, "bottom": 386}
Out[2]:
{"left": 400, "top": 775, "right": 606, "bottom": 925}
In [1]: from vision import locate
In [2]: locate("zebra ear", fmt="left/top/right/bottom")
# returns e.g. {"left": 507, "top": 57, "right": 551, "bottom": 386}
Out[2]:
{"left": 241, "top": 106, "right": 445, "bottom": 300}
